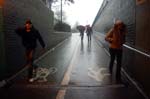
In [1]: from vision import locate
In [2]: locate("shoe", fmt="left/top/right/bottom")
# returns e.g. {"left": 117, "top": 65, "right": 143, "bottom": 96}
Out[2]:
{"left": 29, "top": 78, "right": 35, "bottom": 82}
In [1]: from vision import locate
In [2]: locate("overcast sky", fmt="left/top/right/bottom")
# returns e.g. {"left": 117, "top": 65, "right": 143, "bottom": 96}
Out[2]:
{"left": 52, "top": 0, "right": 103, "bottom": 27}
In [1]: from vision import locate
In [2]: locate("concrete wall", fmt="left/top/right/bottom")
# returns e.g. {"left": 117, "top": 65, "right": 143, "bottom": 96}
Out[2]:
{"left": 133, "top": 0, "right": 150, "bottom": 96}
{"left": 0, "top": 0, "right": 71, "bottom": 80}
{"left": 93, "top": 0, "right": 150, "bottom": 97}
{"left": 0, "top": 8, "right": 6, "bottom": 80}
{"left": 93, "top": 0, "right": 135, "bottom": 45}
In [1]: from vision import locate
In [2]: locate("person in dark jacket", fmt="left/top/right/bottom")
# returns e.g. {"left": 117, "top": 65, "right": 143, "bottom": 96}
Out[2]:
{"left": 86, "top": 25, "right": 93, "bottom": 41}
{"left": 15, "top": 19, "right": 45, "bottom": 82}
{"left": 76, "top": 25, "right": 85, "bottom": 41}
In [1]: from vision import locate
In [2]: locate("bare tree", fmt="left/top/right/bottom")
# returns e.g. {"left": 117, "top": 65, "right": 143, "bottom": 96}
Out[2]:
{"left": 52, "top": 0, "right": 74, "bottom": 23}
{"left": 54, "top": 9, "right": 67, "bottom": 22}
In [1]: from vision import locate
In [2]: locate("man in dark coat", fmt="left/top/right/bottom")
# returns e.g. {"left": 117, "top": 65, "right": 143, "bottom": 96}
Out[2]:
{"left": 15, "top": 19, "right": 45, "bottom": 82}
{"left": 86, "top": 25, "right": 93, "bottom": 41}
{"left": 76, "top": 25, "right": 85, "bottom": 40}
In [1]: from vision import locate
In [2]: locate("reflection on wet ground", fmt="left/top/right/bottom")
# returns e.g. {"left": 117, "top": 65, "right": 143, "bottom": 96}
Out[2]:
{"left": 0, "top": 33, "right": 144, "bottom": 99}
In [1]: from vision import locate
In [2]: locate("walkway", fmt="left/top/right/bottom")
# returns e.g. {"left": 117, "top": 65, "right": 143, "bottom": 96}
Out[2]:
{"left": 0, "top": 33, "right": 144, "bottom": 99}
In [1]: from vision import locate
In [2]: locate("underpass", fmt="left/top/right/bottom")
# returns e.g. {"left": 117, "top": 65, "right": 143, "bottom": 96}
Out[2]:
{"left": 0, "top": 33, "right": 144, "bottom": 99}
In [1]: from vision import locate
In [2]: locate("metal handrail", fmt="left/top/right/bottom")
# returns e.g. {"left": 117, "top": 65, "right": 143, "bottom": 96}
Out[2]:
{"left": 123, "top": 44, "right": 150, "bottom": 58}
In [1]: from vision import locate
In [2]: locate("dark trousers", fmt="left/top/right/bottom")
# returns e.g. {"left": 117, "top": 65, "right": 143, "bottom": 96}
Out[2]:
{"left": 80, "top": 33, "right": 84, "bottom": 40}
{"left": 109, "top": 48, "right": 122, "bottom": 80}
{"left": 87, "top": 34, "right": 91, "bottom": 41}
{"left": 25, "top": 48, "right": 37, "bottom": 78}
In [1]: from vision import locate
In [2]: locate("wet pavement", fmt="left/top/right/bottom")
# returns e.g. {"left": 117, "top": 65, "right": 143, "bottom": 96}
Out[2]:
{"left": 0, "top": 33, "right": 144, "bottom": 99}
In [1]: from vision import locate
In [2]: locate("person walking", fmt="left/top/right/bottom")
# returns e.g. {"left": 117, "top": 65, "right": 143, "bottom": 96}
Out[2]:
{"left": 86, "top": 25, "right": 93, "bottom": 41}
{"left": 77, "top": 25, "right": 85, "bottom": 41}
{"left": 105, "top": 20, "right": 126, "bottom": 83}
{"left": 15, "top": 19, "right": 46, "bottom": 82}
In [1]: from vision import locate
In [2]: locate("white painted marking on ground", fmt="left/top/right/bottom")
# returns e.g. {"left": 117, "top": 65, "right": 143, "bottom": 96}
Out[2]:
{"left": 56, "top": 89, "right": 66, "bottom": 99}
{"left": 32, "top": 67, "right": 57, "bottom": 82}
{"left": 88, "top": 67, "right": 110, "bottom": 82}
{"left": 56, "top": 37, "right": 80, "bottom": 99}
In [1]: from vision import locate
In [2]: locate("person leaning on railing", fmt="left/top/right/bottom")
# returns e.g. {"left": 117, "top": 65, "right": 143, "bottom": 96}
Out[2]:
{"left": 105, "top": 20, "right": 126, "bottom": 83}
